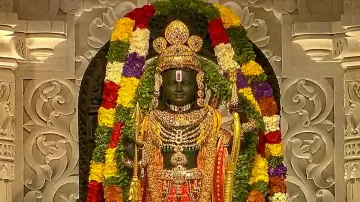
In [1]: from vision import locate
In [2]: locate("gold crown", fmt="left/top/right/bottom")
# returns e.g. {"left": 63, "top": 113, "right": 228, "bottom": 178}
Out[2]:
{"left": 153, "top": 20, "right": 203, "bottom": 73}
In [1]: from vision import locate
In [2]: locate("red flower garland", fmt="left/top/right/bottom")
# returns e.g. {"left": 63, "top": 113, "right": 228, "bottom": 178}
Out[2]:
{"left": 265, "top": 131, "right": 281, "bottom": 144}
{"left": 208, "top": 19, "right": 230, "bottom": 47}
{"left": 109, "top": 122, "right": 124, "bottom": 148}
{"left": 125, "top": 5, "right": 156, "bottom": 29}
{"left": 102, "top": 81, "right": 120, "bottom": 109}
{"left": 86, "top": 180, "right": 104, "bottom": 202}
{"left": 257, "top": 132, "right": 265, "bottom": 157}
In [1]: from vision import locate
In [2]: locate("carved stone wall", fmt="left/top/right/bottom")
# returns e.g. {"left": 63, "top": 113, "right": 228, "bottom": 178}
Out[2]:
{"left": 0, "top": 0, "right": 357, "bottom": 201}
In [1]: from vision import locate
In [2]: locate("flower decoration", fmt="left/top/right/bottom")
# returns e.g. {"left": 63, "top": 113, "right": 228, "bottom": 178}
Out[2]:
{"left": 241, "top": 60, "right": 265, "bottom": 77}
{"left": 128, "top": 28, "right": 151, "bottom": 56}
{"left": 247, "top": 190, "right": 265, "bottom": 202}
{"left": 208, "top": 18, "right": 230, "bottom": 47}
{"left": 98, "top": 107, "right": 116, "bottom": 128}
{"left": 86, "top": 1, "right": 287, "bottom": 202}
{"left": 265, "top": 144, "right": 283, "bottom": 157}
{"left": 116, "top": 77, "right": 140, "bottom": 107}
{"left": 213, "top": 4, "right": 241, "bottom": 28}
{"left": 105, "top": 62, "right": 124, "bottom": 84}
{"left": 102, "top": 81, "right": 121, "bottom": 109}
{"left": 111, "top": 18, "right": 135, "bottom": 42}
{"left": 264, "top": 115, "right": 280, "bottom": 133}
{"left": 122, "top": 52, "right": 146, "bottom": 79}
{"left": 269, "top": 193, "right": 289, "bottom": 202}
{"left": 88, "top": 161, "right": 105, "bottom": 182}
{"left": 266, "top": 131, "right": 281, "bottom": 144}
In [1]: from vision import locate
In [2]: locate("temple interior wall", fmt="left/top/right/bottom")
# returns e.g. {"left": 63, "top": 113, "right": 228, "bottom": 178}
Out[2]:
{"left": 0, "top": 0, "right": 359, "bottom": 201}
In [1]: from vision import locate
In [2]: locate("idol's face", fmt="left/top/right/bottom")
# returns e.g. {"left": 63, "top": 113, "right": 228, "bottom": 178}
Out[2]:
{"left": 161, "top": 68, "right": 197, "bottom": 106}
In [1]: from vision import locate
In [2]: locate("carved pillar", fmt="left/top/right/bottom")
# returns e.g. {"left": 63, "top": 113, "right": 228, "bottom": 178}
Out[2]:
{"left": 0, "top": 11, "right": 25, "bottom": 202}
{"left": 340, "top": 4, "right": 360, "bottom": 201}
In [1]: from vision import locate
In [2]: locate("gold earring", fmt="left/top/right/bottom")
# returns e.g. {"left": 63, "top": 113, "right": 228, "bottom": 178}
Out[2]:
{"left": 153, "top": 73, "right": 162, "bottom": 108}
{"left": 196, "top": 72, "right": 205, "bottom": 107}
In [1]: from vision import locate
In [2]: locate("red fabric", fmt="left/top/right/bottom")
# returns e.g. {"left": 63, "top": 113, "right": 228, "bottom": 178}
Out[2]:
{"left": 101, "top": 81, "right": 120, "bottom": 109}
{"left": 86, "top": 180, "right": 104, "bottom": 202}
{"left": 208, "top": 19, "right": 230, "bottom": 47}
{"left": 265, "top": 130, "right": 281, "bottom": 144}
{"left": 213, "top": 144, "right": 225, "bottom": 202}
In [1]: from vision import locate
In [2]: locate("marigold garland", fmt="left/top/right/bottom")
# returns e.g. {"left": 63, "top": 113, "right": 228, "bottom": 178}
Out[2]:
{"left": 249, "top": 154, "right": 269, "bottom": 184}
{"left": 116, "top": 77, "right": 140, "bottom": 107}
{"left": 265, "top": 144, "right": 283, "bottom": 157}
{"left": 213, "top": 4, "right": 241, "bottom": 29}
{"left": 88, "top": 161, "right": 105, "bottom": 182}
{"left": 104, "top": 148, "right": 118, "bottom": 179}
{"left": 246, "top": 190, "right": 265, "bottom": 202}
{"left": 239, "top": 87, "right": 262, "bottom": 113}
{"left": 258, "top": 96, "right": 278, "bottom": 116}
{"left": 241, "top": 60, "right": 265, "bottom": 76}
{"left": 111, "top": 18, "right": 135, "bottom": 42}
{"left": 98, "top": 107, "right": 116, "bottom": 128}
{"left": 104, "top": 185, "right": 123, "bottom": 202}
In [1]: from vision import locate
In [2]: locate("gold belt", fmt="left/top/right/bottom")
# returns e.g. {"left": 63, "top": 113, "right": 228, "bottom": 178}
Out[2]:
{"left": 158, "top": 167, "right": 202, "bottom": 184}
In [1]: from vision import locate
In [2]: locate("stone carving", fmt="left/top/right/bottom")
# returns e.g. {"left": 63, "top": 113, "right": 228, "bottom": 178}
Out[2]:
{"left": 75, "top": 1, "right": 136, "bottom": 84}
{"left": 0, "top": 82, "right": 15, "bottom": 181}
{"left": 23, "top": 79, "right": 79, "bottom": 202}
{"left": 344, "top": 80, "right": 360, "bottom": 202}
{"left": 0, "top": 0, "right": 11, "bottom": 9}
{"left": 281, "top": 78, "right": 335, "bottom": 202}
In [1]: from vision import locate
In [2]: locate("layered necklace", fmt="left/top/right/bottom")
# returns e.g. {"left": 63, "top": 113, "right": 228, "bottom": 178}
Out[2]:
{"left": 167, "top": 103, "right": 192, "bottom": 112}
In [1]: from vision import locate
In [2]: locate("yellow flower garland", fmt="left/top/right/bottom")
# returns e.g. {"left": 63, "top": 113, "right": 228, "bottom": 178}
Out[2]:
{"left": 105, "top": 61, "right": 124, "bottom": 84}
{"left": 264, "top": 115, "right": 280, "bottom": 133}
{"left": 89, "top": 161, "right": 105, "bottom": 182}
{"left": 214, "top": 4, "right": 241, "bottom": 29}
{"left": 238, "top": 87, "right": 262, "bottom": 113}
{"left": 241, "top": 60, "right": 265, "bottom": 76}
{"left": 269, "top": 193, "right": 289, "bottom": 202}
{"left": 104, "top": 148, "right": 118, "bottom": 179}
{"left": 265, "top": 144, "right": 283, "bottom": 157}
{"left": 111, "top": 17, "right": 135, "bottom": 42}
{"left": 129, "top": 28, "right": 151, "bottom": 57}
{"left": 249, "top": 154, "right": 269, "bottom": 184}
{"left": 116, "top": 77, "right": 140, "bottom": 107}
{"left": 98, "top": 107, "right": 116, "bottom": 127}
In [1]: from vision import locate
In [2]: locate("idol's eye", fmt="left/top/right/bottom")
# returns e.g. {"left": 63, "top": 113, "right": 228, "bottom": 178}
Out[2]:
{"left": 182, "top": 81, "right": 190, "bottom": 85}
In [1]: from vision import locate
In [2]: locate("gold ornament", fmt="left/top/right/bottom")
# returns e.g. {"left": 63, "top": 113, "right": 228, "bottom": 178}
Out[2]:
{"left": 153, "top": 20, "right": 203, "bottom": 73}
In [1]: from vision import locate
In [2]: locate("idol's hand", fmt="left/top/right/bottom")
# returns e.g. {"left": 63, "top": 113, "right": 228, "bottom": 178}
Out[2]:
{"left": 229, "top": 106, "right": 248, "bottom": 123}
{"left": 124, "top": 138, "right": 144, "bottom": 161}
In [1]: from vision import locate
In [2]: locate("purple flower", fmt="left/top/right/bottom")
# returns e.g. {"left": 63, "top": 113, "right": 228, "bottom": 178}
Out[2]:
{"left": 252, "top": 81, "right": 273, "bottom": 100}
{"left": 268, "top": 164, "right": 287, "bottom": 176}
{"left": 237, "top": 69, "right": 248, "bottom": 88}
{"left": 122, "top": 52, "right": 145, "bottom": 78}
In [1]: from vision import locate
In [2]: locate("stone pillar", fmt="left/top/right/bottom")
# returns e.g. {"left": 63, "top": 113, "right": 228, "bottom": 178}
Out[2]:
{"left": 0, "top": 12, "right": 26, "bottom": 202}
{"left": 330, "top": 2, "right": 360, "bottom": 201}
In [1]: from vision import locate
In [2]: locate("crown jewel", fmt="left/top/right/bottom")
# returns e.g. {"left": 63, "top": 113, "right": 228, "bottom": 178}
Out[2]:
{"left": 153, "top": 20, "right": 203, "bottom": 73}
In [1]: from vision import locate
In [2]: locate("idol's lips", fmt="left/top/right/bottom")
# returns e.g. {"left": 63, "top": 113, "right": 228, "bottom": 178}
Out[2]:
{"left": 174, "top": 94, "right": 184, "bottom": 98}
